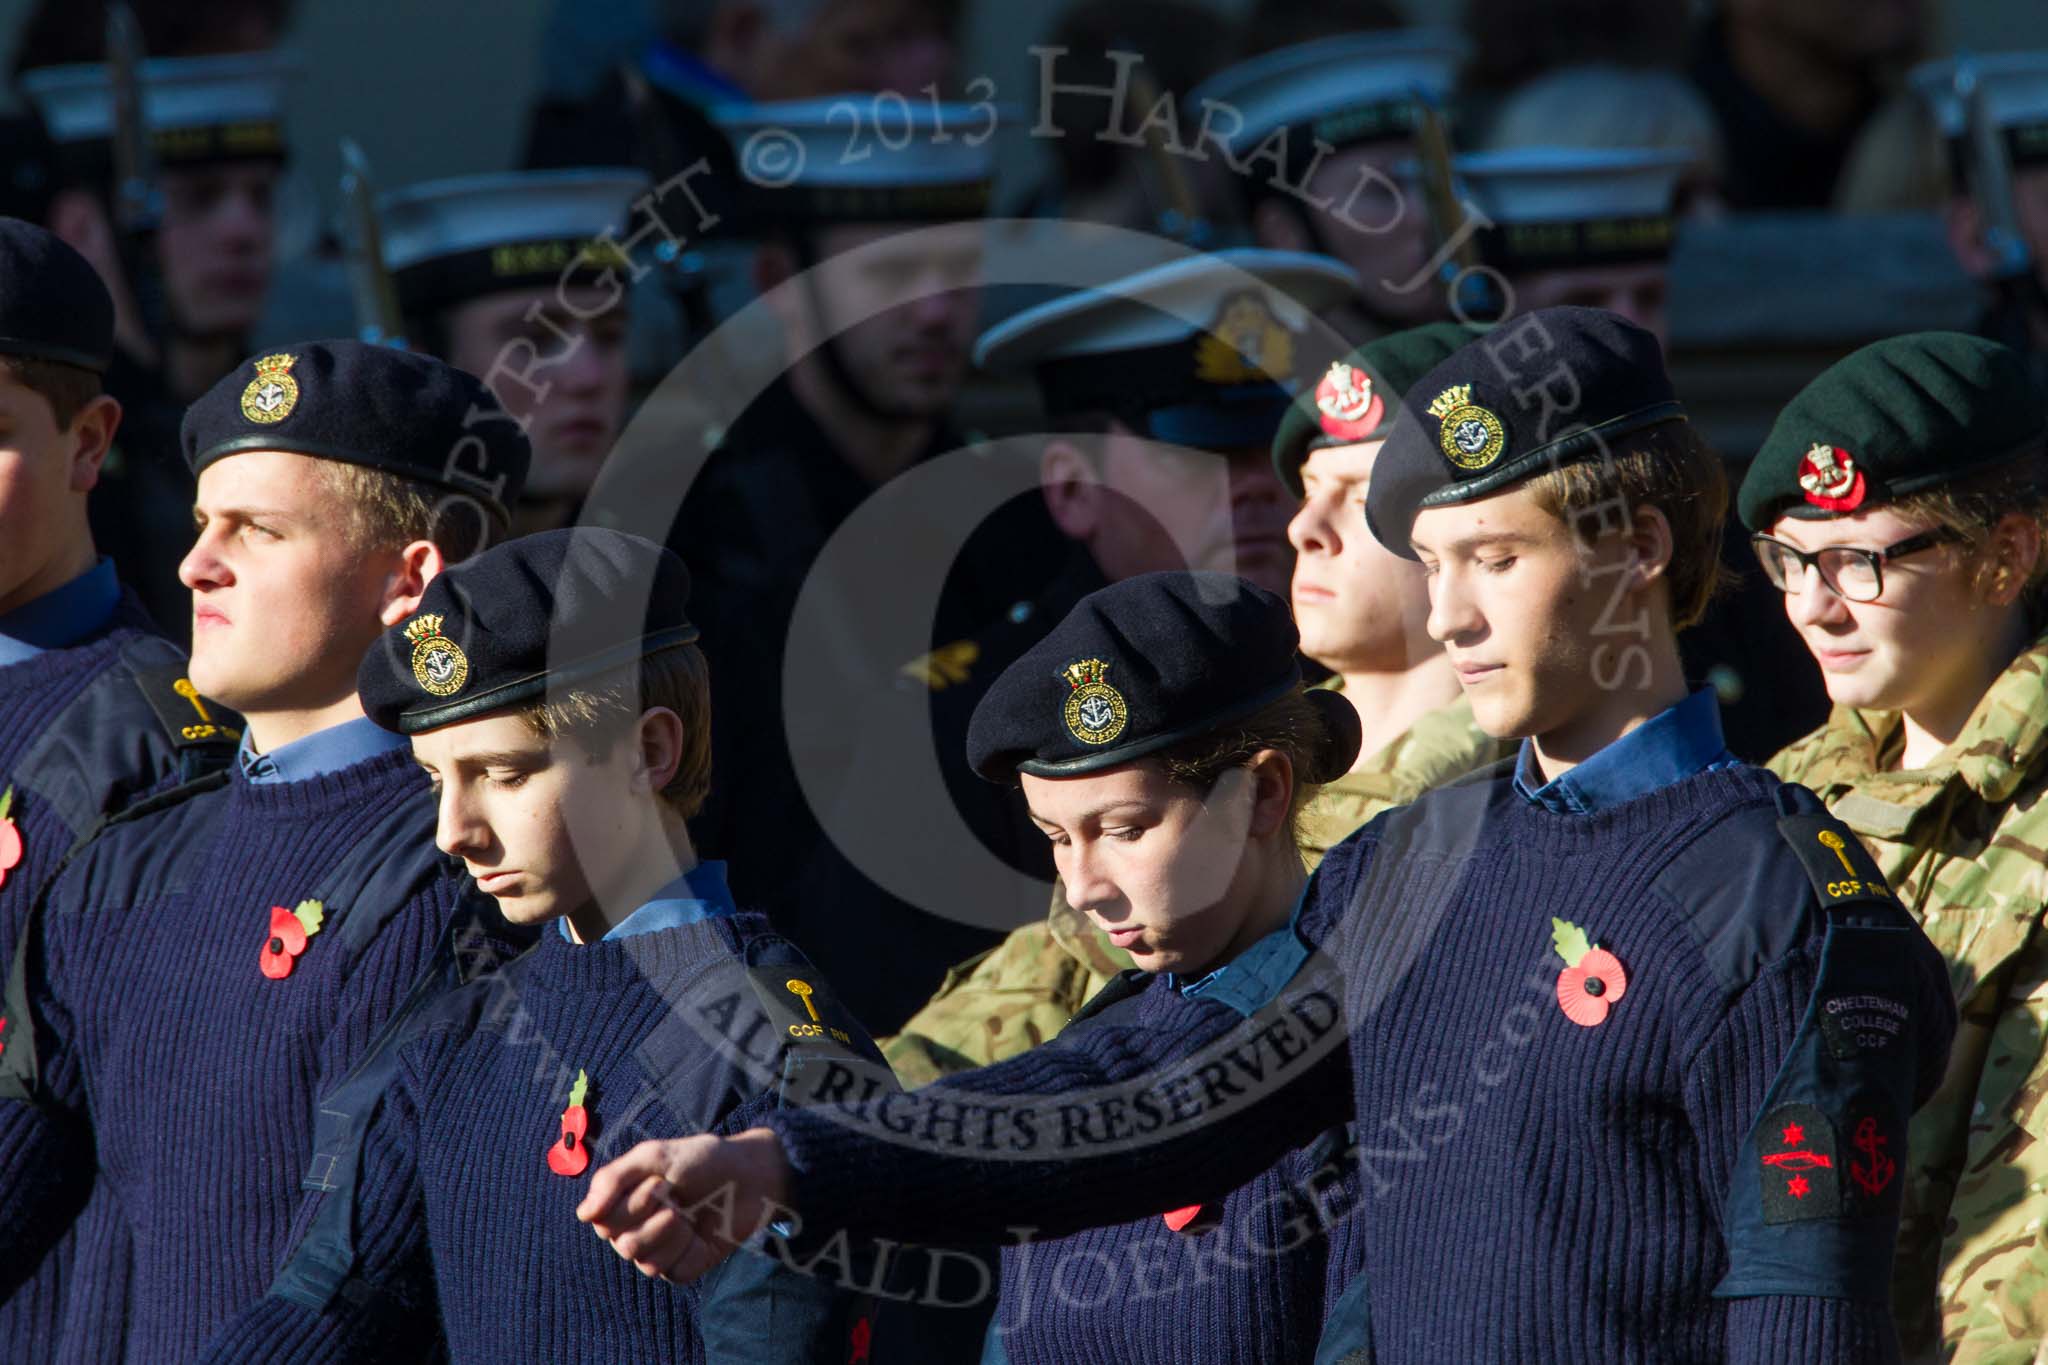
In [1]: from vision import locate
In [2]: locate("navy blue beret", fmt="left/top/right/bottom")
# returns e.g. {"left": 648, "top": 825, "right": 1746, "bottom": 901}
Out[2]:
{"left": 966, "top": 571, "right": 1361, "bottom": 783}
{"left": 358, "top": 528, "right": 698, "bottom": 734}
{"left": 1365, "top": 306, "right": 1685, "bottom": 559}
{"left": 181, "top": 340, "right": 532, "bottom": 527}
{"left": 0, "top": 216, "right": 113, "bottom": 372}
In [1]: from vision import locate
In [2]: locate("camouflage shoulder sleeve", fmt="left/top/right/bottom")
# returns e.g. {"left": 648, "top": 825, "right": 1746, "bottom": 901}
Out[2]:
{"left": 880, "top": 917, "right": 1105, "bottom": 1086}
{"left": 1766, "top": 724, "right": 1833, "bottom": 784}
{"left": 1948, "top": 1225, "right": 2048, "bottom": 1363}
{"left": 1299, "top": 698, "right": 1507, "bottom": 864}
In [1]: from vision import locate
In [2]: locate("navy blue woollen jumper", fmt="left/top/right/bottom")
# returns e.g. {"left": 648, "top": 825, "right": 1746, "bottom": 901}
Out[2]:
{"left": 985, "top": 1067, "right": 1365, "bottom": 1364}
{"left": 763, "top": 764, "right": 1957, "bottom": 1363}
{"left": 0, "top": 747, "right": 496, "bottom": 1361}
{"left": 0, "top": 591, "right": 206, "bottom": 1363}
{"left": 196, "top": 910, "right": 886, "bottom": 1364}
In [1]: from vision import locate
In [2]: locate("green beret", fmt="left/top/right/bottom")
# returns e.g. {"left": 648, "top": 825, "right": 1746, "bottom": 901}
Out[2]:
{"left": 1738, "top": 332, "right": 2048, "bottom": 530}
{"left": 1272, "top": 322, "right": 1477, "bottom": 498}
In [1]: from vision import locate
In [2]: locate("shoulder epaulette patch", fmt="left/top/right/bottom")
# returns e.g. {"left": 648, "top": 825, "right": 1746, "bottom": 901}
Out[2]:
{"left": 132, "top": 665, "right": 243, "bottom": 749}
{"left": 1774, "top": 807, "right": 1900, "bottom": 919}
{"left": 744, "top": 965, "right": 862, "bottom": 1055}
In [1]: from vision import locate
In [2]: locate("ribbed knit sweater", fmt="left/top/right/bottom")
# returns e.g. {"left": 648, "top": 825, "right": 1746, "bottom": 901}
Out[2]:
{"left": 199, "top": 910, "right": 877, "bottom": 1365}
{"left": 985, "top": 1085, "right": 1363, "bottom": 1364}
{"left": 0, "top": 748, "right": 494, "bottom": 1362}
{"left": 765, "top": 764, "right": 1958, "bottom": 1363}
{"left": 0, "top": 592, "right": 192, "bottom": 1363}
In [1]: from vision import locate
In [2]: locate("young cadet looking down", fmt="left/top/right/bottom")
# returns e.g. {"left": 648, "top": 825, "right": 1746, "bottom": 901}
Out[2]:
{"left": 884, "top": 323, "right": 1506, "bottom": 1086}
{"left": 0, "top": 218, "right": 240, "bottom": 1357}
{"left": 921, "top": 572, "right": 1366, "bottom": 1364}
{"left": 0, "top": 341, "right": 530, "bottom": 1360}
{"left": 580, "top": 307, "right": 1958, "bottom": 1363}
{"left": 198, "top": 528, "right": 884, "bottom": 1364}
{"left": 1739, "top": 333, "right": 2048, "bottom": 1362}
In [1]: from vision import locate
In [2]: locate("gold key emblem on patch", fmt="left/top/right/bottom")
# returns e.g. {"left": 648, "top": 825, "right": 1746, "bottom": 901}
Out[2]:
{"left": 1817, "top": 830, "right": 1857, "bottom": 876}
{"left": 785, "top": 979, "right": 820, "bottom": 1022}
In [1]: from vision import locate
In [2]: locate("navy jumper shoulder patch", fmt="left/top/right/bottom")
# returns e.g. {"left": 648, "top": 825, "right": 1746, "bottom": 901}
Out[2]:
{"left": 131, "top": 664, "right": 243, "bottom": 751}
{"left": 1773, "top": 802, "right": 1901, "bottom": 918}
{"left": 742, "top": 965, "right": 864, "bottom": 1060}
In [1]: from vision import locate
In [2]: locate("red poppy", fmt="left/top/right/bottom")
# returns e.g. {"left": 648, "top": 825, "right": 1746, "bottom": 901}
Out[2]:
{"left": 1556, "top": 947, "right": 1629, "bottom": 1027}
{"left": 259, "top": 900, "right": 325, "bottom": 980}
{"left": 1162, "top": 1204, "right": 1205, "bottom": 1232}
{"left": 548, "top": 1069, "right": 593, "bottom": 1177}
{"left": 0, "top": 786, "right": 23, "bottom": 891}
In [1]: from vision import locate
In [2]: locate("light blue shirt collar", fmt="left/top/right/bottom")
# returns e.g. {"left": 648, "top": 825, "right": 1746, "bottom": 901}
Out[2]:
{"left": 1512, "top": 687, "right": 1740, "bottom": 815}
{"left": 558, "top": 860, "right": 738, "bottom": 943}
{"left": 237, "top": 716, "right": 409, "bottom": 784}
{"left": 0, "top": 558, "right": 121, "bottom": 666}
{"left": 1169, "top": 881, "right": 1313, "bottom": 1013}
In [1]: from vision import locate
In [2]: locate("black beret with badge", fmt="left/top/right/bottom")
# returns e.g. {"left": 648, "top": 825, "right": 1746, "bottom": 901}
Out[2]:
{"left": 0, "top": 216, "right": 115, "bottom": 372}
{"left": 1365, "top": 306, "right": 1684, "bottom": 558}
{"left": 965, "top": 570, "right": 1361, "bottom": 783}
{"left": 358, "top": 527, "right": 698, "bottom": 735}
{"left": 1738, "top": 332, "right": 2048, "bottom": 530}
{"left": 180, "top": 340, "right": 533, "bottom": 527}
{"left": 1272, "top": 321, "right": 1479, "bottom": 498}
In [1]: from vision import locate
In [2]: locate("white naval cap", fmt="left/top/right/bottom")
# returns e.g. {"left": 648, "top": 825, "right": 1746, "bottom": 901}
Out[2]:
{"left": 1910, "top": 51, "right": 2048, "bottom": 168}
{"left": 974, "top": 248, "right": 1359, "bottom": 447}
{"left": 1190, "top": 30, "right": 1467, "bottom": 163}
{"left": 713, "top": 97, "right": 1001, "bottom": 221}
{"left": 21, "top": 51, "right": 294, "bottom": 167}
{"left": 380, "top": 168, "right": 651, "bottom": 314}
{"left": 1420, "top": 146, "right": 1691, "bottom": 271}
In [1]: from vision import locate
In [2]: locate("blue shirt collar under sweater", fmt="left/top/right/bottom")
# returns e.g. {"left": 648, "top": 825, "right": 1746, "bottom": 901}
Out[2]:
{"left": 0, "top": 558, "right": 120, "bottom": 665}
{"left": 1512, "top": 686, "right": 1739, "bottom": 814}
{"left": 1168, "top": 881, "right": 1311, "bottom": 1008}
{"left": 237, "top": 715, "right": 409, "bottom": 784}
{"left": 555, "top": 860, "right": 737, "bottom": 943}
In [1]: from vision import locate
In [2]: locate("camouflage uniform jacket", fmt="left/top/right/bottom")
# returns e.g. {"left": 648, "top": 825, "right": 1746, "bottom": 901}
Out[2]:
{"left": 881, "top": 691, "right": 1506, "bottom": 1086}
{"left": 1770, "top": 634, "right": 2048, "bottom": 1364}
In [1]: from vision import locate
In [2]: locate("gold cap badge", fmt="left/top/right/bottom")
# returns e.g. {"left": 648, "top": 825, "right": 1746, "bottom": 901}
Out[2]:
{"left": 1426, "top": 383, "right": 1507, "bottom": 470}
{"left": 1194, "top": 293, "right": 1297, "bottom": 386}
{"left": 403, "top": 613, "right": 470, "bottom": 697}
{"left": 1059, "top": 658, "right": 1129, "bottom": 747}
{"left": 239, "top": 353, "right": 300, "bottom": 424}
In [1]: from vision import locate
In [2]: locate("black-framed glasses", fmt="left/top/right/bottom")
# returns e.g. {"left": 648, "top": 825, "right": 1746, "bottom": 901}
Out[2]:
{"left": 1751, "top": 529, "right": 1964, "bottom": 603}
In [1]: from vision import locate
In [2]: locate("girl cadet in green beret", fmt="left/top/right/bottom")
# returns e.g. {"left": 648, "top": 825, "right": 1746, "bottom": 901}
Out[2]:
{"left": 1740, "top": 331, "right": 2048, "bottom": 1364}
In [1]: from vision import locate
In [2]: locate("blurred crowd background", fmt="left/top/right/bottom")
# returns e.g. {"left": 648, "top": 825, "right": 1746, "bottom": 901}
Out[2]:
{"left": 2, "top": 0, "right": 2045, "bottom": 1034}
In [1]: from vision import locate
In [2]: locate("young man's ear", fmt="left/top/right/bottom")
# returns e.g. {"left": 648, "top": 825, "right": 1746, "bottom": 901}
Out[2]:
{"left": 1983, "top": 510, "right": 2043, "bottom": 607}
{"left": 1041, "top": 437, "right": 1104, "bottom": 541}
{"left": 378, "top": 540, "right": 450, "bottom": 625}
{"left": 633, "top": 706, "right": 686, "bottom": 794}
{"left": 1622, "top": 502, "right": 1677, "bottom": 591}
{"left": 1944, "top": 197, "right": 1995, "bottom": 278}
{"left": 66, "top": 393, "right": 123, "bottom": 493}
{"left": 1244, "top": 748, "right": 1297, "bottom": 840}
